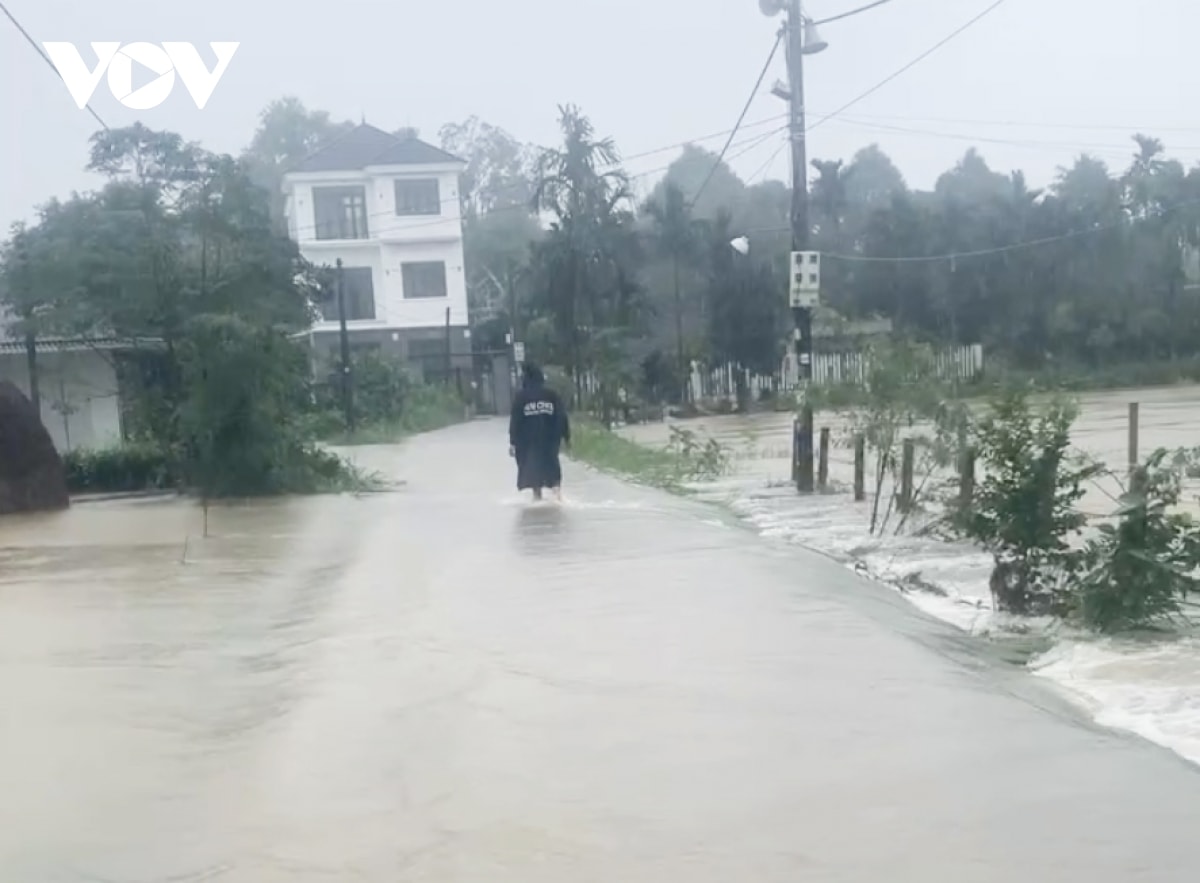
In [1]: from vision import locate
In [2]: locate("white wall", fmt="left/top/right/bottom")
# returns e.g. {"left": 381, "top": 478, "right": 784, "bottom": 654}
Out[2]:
{"left": 287, "top": 165, "right": 470, "bottom": 333}
{"left": 0, "top": 348, "right": 122, "bottom": 452}
{"left": 379, "top": 239, "right": 469, "bottom": 328}
{"left": 303, "top": 242, "right": 386, "bottom": 330}
{"left": 366, "top": 166, "right": 463, "bottom": 244}
{"left": 286, "top": 166, "right": 463, "bottom": 245}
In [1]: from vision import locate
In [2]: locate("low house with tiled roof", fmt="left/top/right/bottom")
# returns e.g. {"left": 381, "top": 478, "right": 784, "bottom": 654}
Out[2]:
{"left": 0, "top": 309, "right": 135, "bottom": 451}
{"left": 282, "top": 123, "right": 472, "bottom": 380}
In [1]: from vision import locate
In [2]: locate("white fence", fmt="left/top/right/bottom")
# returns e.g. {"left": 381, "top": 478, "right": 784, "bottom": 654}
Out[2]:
{"left": 688, "top": 343, "right": 985, "bottom": 402}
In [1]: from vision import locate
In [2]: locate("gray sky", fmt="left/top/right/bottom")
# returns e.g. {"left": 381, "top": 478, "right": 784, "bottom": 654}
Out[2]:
{"left": 2, "top": 0, "right": 1198, "bottom": 229}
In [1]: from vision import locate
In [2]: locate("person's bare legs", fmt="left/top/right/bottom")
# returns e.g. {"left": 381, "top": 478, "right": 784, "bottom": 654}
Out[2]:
{"left": 532, "top": 487, "right": 543, "bottom": 501}
{"left": 551, "top": 485, "right": 562, "bottom": 502}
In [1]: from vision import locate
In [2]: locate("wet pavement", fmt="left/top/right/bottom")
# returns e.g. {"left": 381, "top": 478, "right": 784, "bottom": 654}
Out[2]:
{"left": 3, "top": 418, "right": 1200, "bottom": 881}
{"left": 622, "top": 385, "right": 1200, "bottom": 765}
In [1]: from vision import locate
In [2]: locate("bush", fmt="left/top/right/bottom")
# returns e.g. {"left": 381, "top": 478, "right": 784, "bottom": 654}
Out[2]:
{"left": 353, "top": 351, "right": 416, "bottom": 424}
{"left": 63, "top": 442, "right": 179, "bottom": 494}
{"left": 313, "top": 351, "right": 466, "bottom": 443}
{"left": 179, "top": 316, "right": 368, "bottom": 496}
{"left": 957, "top": 391, "right": 1099, "bottom": 615}
{"left": 1072, "top": 450, "right": 1200, "bottom": 632}
{"left": 401, "top": 381, "right": 466, "bottom": 433}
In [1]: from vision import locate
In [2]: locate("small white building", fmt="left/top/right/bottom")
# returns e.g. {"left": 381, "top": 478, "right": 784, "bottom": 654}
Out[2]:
{"left": 0, "top": 336, "right": 125, "bottom": 452}
{"left": 282, "top": 124, "right": 473, "bottom": 381}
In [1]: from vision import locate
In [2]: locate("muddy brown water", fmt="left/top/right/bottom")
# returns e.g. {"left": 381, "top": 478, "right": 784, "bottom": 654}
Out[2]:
{"left": 2, "top": 420, "right": 1200, "bottom": 881}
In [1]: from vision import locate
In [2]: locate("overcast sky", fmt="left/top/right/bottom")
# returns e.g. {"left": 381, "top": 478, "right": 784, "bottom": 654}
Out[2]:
{"left": 2, "top": 0, "right": 1198, "bottom": 229}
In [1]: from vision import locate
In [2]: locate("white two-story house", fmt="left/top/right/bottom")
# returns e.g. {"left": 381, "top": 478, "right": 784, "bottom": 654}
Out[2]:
{"left": 282, "top": 124, "right": 472, "bottom": 381}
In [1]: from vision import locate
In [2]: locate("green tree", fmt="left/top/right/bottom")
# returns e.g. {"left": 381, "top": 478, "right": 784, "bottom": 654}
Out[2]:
{"left": 242, "top": 97, "right": 354, "bottom": 228}
{"left": 439, "top": 117, "right": 544, "bottom": 352}
{"left": 529, "top": 105, "right": 646, "bottom": 399}
{"left": 961, "top": 392, "right": 1099, "bottom": 614}
{"left": 438, "top": 116, "right": 539, "bottom": 219}
{"left": 1, "top": 123, "right": 331, "bottom": 495}
{"left": 704, "top": 210, "right": 784, "bottom": 408}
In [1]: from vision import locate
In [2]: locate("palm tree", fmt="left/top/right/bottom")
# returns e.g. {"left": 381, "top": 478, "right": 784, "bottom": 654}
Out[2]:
{"left": 530, "top": 106, "right": 636, "bottom": 399}
{"left": 644, "top": 182, "right": 701, "bottom": 403}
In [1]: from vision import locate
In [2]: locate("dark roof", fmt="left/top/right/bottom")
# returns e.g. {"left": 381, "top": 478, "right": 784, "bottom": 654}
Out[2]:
{"left": 0, "top": 336, "right": 163, "bottom": 354}
{"left": 287, "top": 124, "right": 464, "bottom": 174}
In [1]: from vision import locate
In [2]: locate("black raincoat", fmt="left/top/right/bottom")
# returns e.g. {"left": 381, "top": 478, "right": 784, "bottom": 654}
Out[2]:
{"left": 508, "top": 365, "right": 570, "bottom": 491}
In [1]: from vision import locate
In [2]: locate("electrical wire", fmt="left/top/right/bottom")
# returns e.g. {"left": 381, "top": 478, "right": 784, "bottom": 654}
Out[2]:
{"left": 690, "top": 31, "right": 785, "bottom": 206}
{"left": 826, "top": 115, "right": 1200, "bottom": 158}
{"left": 807, "top": 0, "right": 1011, "bottom": 134}
{"left": 285, "top": 121, "right": 790, "bottom": 237}
{"left": 622, "top": 113, "right": 787, "bottom": 164}
{"left": 725, "top": 125, "right": 790, "bottom": 164}
{"left": 748, "top": 192, "right": 1200, "bottom": 265}
{"left": 809, "top": 108, "right": 1200, "bottom": 136}
{"left": 287, "top": 126, "right": 793, "bottom": 238}
{"left": 1, "top": 0, "right": 789, "bottom": 215}
{"left": 811, "top": 0, "right": 895, "bottom": 26}
{"left": 745, "top": 138, "right": 790, "bottom": 185}
{"left": 0, "top": 0, "right": 109, "bottom": 130}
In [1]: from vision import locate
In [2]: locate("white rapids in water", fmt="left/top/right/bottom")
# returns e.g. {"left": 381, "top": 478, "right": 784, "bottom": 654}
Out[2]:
{"left": 622, "top": 385, "right": 1200, "bottom": 768}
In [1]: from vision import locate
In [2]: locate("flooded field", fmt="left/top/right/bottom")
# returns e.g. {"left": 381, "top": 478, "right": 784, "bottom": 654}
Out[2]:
{"left": 624, "top": 384, "right": 1200, "bottom": 766}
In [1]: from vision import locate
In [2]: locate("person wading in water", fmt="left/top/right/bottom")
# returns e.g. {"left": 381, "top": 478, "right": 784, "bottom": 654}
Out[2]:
{"left": 508, "top": 362, "right": 570, "bottom": 501}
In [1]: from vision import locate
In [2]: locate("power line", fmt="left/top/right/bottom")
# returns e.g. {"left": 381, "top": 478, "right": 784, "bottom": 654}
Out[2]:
{"left": 828, "top": 225, "right": 1113, "bottom": 263}
{"left": 810, "top": 108, "right": 1200, "bottom": 136}
{"left": 746, "top": 138, "right": 790, "bottom": 185}
{"left": 812, "top": 0, "right": 895, "bottom": 26}
{"left": 807, "top": 0, "right": 1011, "bottom": 134}
{"left": 0, "top": 0, "right": 109, "bottom": 130}
{"left": 690, "top": 31, "right": 784, "bottom": 206}
{"left": 288, "top": 127, "right": 791, "bottom": 238}
{"left": 751, "top": 194, "right": 1200, "bottom": 265}
{"left": 725, "top": 125, "right": 790, "bottom": 164}
{"left": 827, "top": 115, "right": 1200, "bottom": 157}
{"left": 621, "top": 113, "right": 787, "bottom": 164}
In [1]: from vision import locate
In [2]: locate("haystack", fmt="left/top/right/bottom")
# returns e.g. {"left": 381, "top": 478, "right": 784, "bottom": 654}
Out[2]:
{"left": 0, "top": 380, "right": 68, "bottom": 514}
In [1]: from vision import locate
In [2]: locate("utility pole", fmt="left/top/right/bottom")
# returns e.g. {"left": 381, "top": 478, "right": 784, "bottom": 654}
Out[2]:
{"left": 334, "top": 257, "right": 355, "bottom": 432}
{"left": 787, "top": 0, "right": 816, "bottom": 493}
{"left": 444, "top": 305, "right": 453, "bottom": 383}
{"left": 23, "top": 328, "right": 39, "bottom": 414}
{"left": 674, "top": 257, "right": 687, "bottom": 406}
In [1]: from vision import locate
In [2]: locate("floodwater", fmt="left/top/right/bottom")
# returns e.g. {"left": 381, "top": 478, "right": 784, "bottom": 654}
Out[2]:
{"left": 624, "top": 384, "right": 1200, "bottom": 767}
{"left": 4, "top": 419, "right": 1200, "bottom": 881}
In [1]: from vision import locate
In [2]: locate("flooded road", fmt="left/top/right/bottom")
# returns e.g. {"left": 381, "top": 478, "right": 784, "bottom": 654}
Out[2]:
{"left": 4, "top": 418, "right": 1200, "bottom": 880}
{"left": 625, "top": 384, "right": 1200, "bottom": 768}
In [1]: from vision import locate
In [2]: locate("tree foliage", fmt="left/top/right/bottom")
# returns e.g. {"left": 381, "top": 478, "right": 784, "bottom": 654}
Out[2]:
{"left": 436, "top": 117, "right": 543, "bottom": 350}
{"left": 242, "top": 97, "right": 354, "bottom": 227}
{"left": 526, "top": 105, "right": 646, "bottom": 401}
{"left": 0, "top": 123, "right": 349, "bottom": 497}
{"left": 1073, "top": 451, "right": 1200, "bottom": 632}
{"left": 807, "top": 138, "right": 1200, "bottom": 369}
{"left": 430, "top": 112, "right": 1200, "bottom": 403}
{"left": 704, "top": 210, "right": 784, "bottom": 392}
{"left": 962, "top": 393, "right": 1099, "bottom": 615}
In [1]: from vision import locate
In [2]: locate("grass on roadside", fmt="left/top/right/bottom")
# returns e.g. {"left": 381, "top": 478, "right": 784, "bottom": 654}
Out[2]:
{"left": 320, "top": 389, "right": 468, "bottom": 446}
{"left": 568, "top": 419, "right": 731, "bottom": 491}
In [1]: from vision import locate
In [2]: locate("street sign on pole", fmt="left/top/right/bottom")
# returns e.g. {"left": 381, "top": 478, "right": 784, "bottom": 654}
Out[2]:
{"left": 513, "top": 342, "right": 525, "bottom": 363}
{"left": 789, "top": 250, "right": 821, "bottom": 308}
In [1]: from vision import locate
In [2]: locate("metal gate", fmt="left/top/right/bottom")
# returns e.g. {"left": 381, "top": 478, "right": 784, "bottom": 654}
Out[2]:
{"left": 470, "top": 350, "right": 514, "bottom": 416}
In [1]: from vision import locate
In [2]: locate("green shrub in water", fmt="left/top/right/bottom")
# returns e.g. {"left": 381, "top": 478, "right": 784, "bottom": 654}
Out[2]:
{"left": 1072, "top": 450, "right": 1200, "bottom": 632}
{"left": 63, "top": 442, "right": 179, "bottom": 494}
